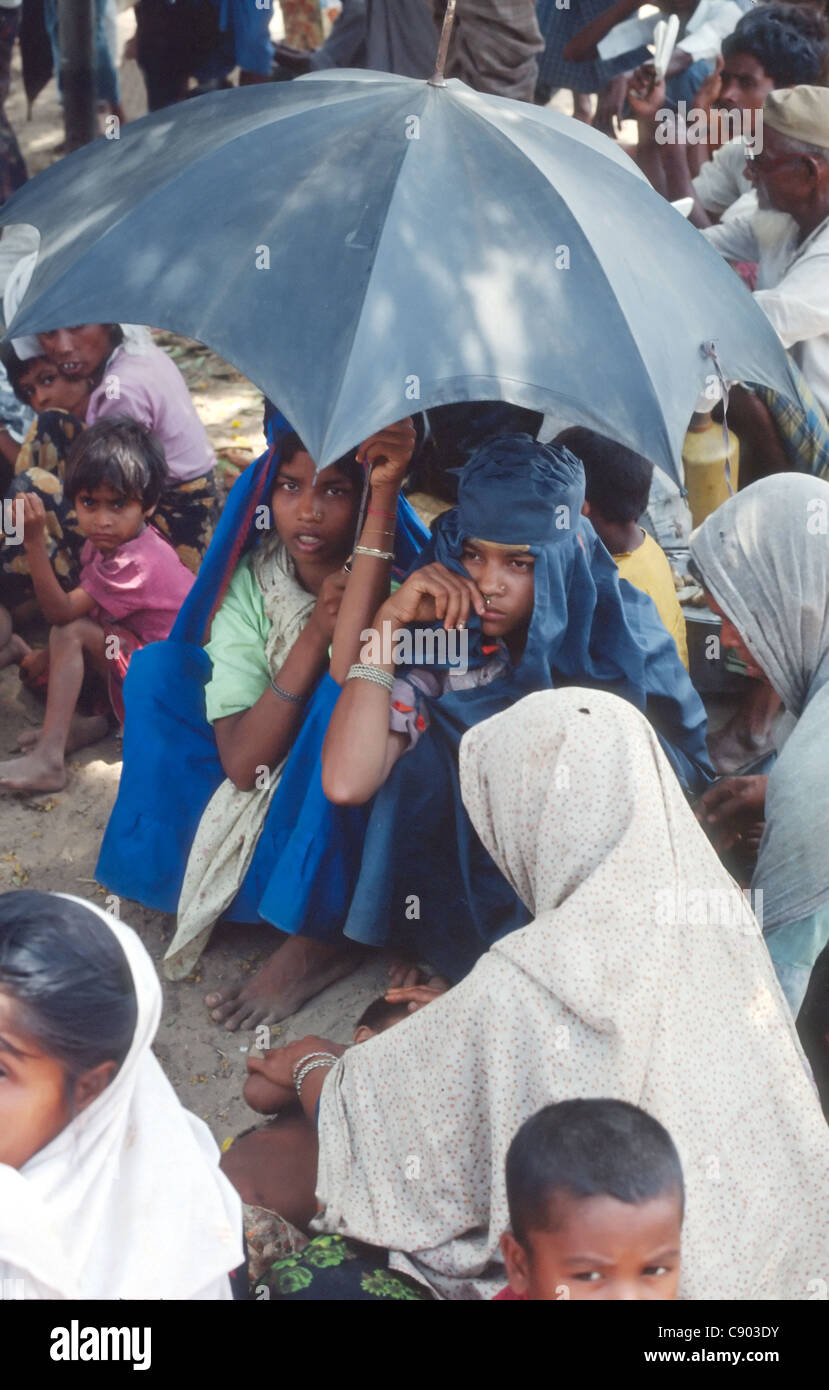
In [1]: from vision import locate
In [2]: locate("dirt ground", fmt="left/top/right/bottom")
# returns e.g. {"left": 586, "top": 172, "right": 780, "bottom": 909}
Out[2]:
{"left": 0, "top": 8, "right": 390, "bottom": 1148}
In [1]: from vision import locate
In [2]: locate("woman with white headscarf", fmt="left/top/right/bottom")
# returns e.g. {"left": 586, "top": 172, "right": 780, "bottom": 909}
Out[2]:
{"left": 692, "top": 474, "right": 829, "bottom": 1020}
{"left": 242, "top": 687, "right": 829, "bottom": 1299}
{"left": 0, "top": 891, "right": 244, "bottom": 1299}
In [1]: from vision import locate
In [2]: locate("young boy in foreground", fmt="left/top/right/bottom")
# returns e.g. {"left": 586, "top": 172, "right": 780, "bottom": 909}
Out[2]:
{"left": 498, "top": 1098, "right": 684, "bottom": 1300}
{"left": 559, "top": 426, "right": 689, "bottom": 669}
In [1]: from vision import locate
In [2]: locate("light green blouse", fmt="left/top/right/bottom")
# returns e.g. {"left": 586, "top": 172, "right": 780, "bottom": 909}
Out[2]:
{"left": 204, "top": 553, "right": 271, "bottom": 724}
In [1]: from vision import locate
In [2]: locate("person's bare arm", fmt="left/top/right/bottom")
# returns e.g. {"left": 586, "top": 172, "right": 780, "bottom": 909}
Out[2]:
{"left": 214, "top": 574, "right": 344, "bottom": 792}
{"left": 628, "top": 68, "right": 713, "bottom": 225}
{"left": 21, "top": 494, "right": 94, "bottom": 625}
{"left": 328, "top": 417, "right": 416, "bottom": 686}
{"left": 322, "top": 563, "right": 486, "bottom": 806}
{"left": 563, "top": 0, "right": 640, "bottom": 62}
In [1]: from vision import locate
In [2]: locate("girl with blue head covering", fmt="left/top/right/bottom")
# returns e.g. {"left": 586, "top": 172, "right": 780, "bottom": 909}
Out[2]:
{"left": 96, "top": 412, "right": 428, "bottom": 1030}
{"left": 323, "top": 433, "right": 712, "bottom": 983}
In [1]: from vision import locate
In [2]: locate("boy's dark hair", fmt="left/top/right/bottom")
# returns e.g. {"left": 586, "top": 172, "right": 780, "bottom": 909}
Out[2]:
{"left": 276, "top": 430, "right": 364, "bottom": 492}
{"left": 556, "top": 426, "right": 652, "bottom": 525}
{"left": 355, "top": 996, "right": 410, "bottom": 1032}
{"left": 505, "top": 1099, "right": 685, "bottom": 1246}
{"left": 723, "top": 3, "right": 829, "bottom": 85}
{"left": 64, "top": 417, "right": 168, "bottom": 508}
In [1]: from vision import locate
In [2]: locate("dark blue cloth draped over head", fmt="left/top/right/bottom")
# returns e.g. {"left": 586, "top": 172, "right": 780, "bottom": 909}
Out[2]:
{"left": 341, "top": 433, "right": 712, "bottom": 981}
{"left": 96, "top": 412, "right": 429, "bottom": 937}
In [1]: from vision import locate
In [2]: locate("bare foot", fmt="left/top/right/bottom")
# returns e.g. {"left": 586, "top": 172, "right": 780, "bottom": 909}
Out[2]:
{"left": 17, "top": 712, "right": 108, "bottom": 753}
{"left": 0, "top": 748, "right": 66, "bottom": 792}
{"left": 0, "top": 634, "right": 31, "bottom": 670}
{"left": 204, "top": 936, "right": 364, "bottom": 1032}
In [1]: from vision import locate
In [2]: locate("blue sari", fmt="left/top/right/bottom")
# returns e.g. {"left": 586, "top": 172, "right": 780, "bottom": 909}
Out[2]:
{"left": 339, "top": 436, "right": 712, "bottom": 981}
{"left": 95, "top": 414, "right": 429, "bottom": 940}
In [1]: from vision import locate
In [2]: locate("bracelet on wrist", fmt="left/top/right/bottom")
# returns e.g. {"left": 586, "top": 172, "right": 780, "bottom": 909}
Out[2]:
{"left": 294, "top": 1054, "right": 339, "bottom": 1098}
{"left": 346, "top": 662, "right": 395, "bottom": 692}
{"left": 354, "top": 544, "right": 395, "bottom": 561}
{"left": 271, "top": 678, "right": 306, "bottom": 705}
{"left": 291, "top": 1050, "right": 339, "bottom": 1088}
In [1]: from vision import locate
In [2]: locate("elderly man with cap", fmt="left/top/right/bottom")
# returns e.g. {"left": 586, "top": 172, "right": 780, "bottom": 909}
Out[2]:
{"left": 698, "top": 86, "right": 829, "bottom": 484}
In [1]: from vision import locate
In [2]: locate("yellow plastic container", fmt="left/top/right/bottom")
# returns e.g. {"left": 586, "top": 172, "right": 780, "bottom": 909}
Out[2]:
{"left": 682, "top": 411, "right": 740, "bottom": 527}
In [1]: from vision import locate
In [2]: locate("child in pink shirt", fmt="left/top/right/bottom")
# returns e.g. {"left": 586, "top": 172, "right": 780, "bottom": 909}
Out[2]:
{"left": 0, "top": 418, "right": 194, "bottom": 794}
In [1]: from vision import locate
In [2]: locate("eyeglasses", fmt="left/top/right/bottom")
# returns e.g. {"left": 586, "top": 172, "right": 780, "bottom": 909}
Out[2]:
{"left": 744, "top": 148, "right": 806, "bottom": 173}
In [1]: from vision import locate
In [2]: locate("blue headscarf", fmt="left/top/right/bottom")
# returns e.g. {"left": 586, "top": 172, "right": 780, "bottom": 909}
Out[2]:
{"left": 341, "top": 434, "right": 712, "bottom": 980}
{"left": 96, "top": 414, "right": 429, "bottom": 938}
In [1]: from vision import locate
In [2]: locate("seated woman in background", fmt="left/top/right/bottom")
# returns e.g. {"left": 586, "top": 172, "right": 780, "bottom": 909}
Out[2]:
{"left": 4, "top": 253, "right": 218, "bottom": 577}
{"left": 0, "top": 891, "right": 244, "bottom": 1300}
{"left": 322, "top": 433, "right": 712, "bottom": 986}
{"left": 692, "top": 474, "right": 829, "bottom": 1033}
{"left": 228, "top": 690, "right": 829, "bottom": 1300}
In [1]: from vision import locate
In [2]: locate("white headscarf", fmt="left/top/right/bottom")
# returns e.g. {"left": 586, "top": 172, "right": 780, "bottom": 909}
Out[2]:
{"left": 690, "top": 475, "right": 829, "bottom": 930}
{"left": 0, "top": 895, "right": 243, "bottom": 1300}
{"left": 315, "top": 688, "right": 829, "bottom": 1299}
{"left": 3, "top": 252, "right": 152, "bottom": 361}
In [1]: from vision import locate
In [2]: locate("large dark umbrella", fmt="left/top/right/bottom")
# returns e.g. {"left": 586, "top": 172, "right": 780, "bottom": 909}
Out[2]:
{"left": 0, "top": 66, "right": 799, "bottom": 484}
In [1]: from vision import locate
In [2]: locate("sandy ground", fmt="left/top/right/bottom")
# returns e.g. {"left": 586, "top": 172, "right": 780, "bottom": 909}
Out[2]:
{"left": 0, "top": 10, "right": 391, "bottom": 1147}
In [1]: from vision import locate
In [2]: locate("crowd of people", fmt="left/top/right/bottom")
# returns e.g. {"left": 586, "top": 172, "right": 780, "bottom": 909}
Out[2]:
{"left": 0, "top": 0, "right": 827, "bottom": 1305}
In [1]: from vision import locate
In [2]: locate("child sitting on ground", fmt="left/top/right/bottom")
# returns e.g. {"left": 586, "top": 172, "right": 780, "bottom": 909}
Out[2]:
{"left": 559, "top": 426, "right": 689, "bottom": 669}
{"left": 497, "top": 1098, "right": 684, "bottom": 1301}
{"left": 0, "top": 418, "right": 194, "bottom": 793}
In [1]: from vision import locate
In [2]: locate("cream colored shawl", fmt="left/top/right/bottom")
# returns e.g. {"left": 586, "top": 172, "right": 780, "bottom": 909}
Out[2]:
{"left": 315, "top": 688, "right": 829, "bottom": 1299}
{"left": 164, "top": 534, "right": 316, "bottom": 979}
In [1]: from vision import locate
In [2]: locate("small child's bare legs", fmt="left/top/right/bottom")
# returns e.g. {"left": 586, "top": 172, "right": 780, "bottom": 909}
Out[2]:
{"left": 0, "top": 604, "right": 30, "bottom": 670}
{"left": 0, "top": 617, "right": 108, "bottom": 792}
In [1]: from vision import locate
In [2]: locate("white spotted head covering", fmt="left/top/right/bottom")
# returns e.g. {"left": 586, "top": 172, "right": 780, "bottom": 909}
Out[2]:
{"left": 315, "top": 689, "right": 829, "bottom": 1299}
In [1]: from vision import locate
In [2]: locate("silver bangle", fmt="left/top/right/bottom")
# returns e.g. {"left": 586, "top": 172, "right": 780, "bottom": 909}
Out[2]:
{"left": 271, "top": 678, "right": 306, "bottom": 705}
{"left": 291, "top": 1050, "right": 338, "bottom": 1088}
{"left": 294, "top": 1055, "right": 339, "bottom": 1098}
{"left": 353, "top": 545, "right": 395, "bottom": 561}
{"left": 346, "top": 662, "right": 394, "bottom": 693}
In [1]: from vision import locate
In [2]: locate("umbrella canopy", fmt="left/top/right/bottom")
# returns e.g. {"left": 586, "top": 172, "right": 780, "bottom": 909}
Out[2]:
{"left": 0, "top": 69, "right": 799, "bottom": 484}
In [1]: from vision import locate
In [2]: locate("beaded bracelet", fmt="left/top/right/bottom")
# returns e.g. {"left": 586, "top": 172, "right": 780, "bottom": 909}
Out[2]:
{"left": 271, "top": 678, "right": 306, "bottom": 705}
{"left": 346, "top": 662, "right": 394, "bottom": 692}
{"left": 354, "top": 544, "right": 394, "bottom": 561}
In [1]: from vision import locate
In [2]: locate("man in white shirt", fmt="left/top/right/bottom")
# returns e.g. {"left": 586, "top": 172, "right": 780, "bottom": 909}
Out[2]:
{"left": 634, "top": 4, "right": 828, "bottom": 228}
{"left": 702, "top": 86, "right": 829, "bottom": 483}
